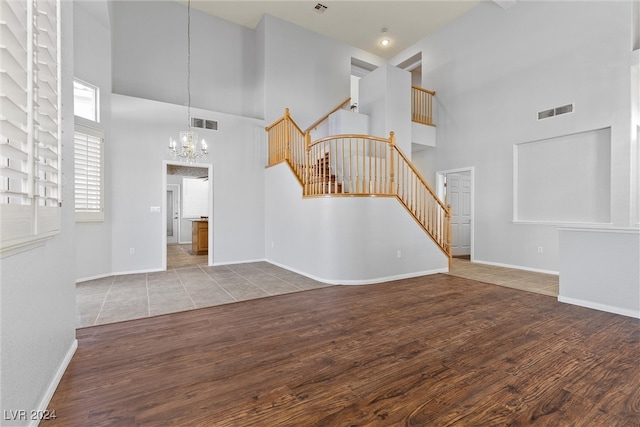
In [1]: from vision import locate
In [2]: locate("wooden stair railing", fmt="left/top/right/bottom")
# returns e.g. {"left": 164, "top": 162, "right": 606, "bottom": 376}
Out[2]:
{"left": 265, "top": 108, "right": 307, "bottom": 185}
{"left": 308, "top": 152, "right": 342, "bottom": 194}
{"left": 266, "top": 109, "right": 451, "bottom": 260}
{"left": 412, "top": 86, "right": 435, "bottom": 126}
{"left": 304, "top": 97, "right": 351, "bottom": 134}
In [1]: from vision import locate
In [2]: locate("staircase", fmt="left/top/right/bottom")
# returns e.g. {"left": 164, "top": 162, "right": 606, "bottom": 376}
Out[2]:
{"left": 265, "top": 104, "right": 451, "bottom": 262}
{"left": 309, "top": 152, "right": 342, "bottom": 194}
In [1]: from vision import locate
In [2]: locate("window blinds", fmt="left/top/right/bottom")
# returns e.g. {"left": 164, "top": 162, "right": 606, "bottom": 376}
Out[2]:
{"left": 0, "top": 0, "right": 60, "bottom": 253}
{"left": 74, "top": 126, "right": 103, "bottom": 221}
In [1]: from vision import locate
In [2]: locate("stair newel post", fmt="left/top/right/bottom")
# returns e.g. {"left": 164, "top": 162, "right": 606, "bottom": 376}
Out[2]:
{"left": 389, "top": 131, "right": 396, "bottom": 195}
{"left": 305, "top": 132, "right": 311, "bottom": 195}
{"left": 284, "top": 108, "right": 291, "bottom": 164}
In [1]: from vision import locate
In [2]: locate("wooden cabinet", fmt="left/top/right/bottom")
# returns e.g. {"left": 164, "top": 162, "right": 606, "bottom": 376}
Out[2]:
{"left": 191, "top": 220, "right": 208, "bottom": 255}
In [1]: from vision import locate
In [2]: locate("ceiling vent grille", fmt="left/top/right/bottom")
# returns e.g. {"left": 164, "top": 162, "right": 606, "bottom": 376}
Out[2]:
{"left": 537, "top": 103, "right": 574, "bottom": 120}
{"left": 314, "top": 3, "right": 328, "bottom": 13}
{"left": 191, "top": 117, "right": 218, "bottom": 131}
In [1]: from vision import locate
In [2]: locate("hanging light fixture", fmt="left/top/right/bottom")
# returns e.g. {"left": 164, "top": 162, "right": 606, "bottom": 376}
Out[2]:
{"left": 169, "top": 0, "right": 208, "bottom": 163}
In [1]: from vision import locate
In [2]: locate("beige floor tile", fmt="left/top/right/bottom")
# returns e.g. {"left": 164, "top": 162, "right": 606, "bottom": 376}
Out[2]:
{"left": 188, "top": 288, "right": 236, "bottom": 308}
{"left": 254, "top": 279, "right": 301, "bottom": 295}
{"left": 218, "top": 282, "right": 270, "bottom": 301}
{"left": 448, "top": 258, "right": 558, "bottom": 298}
{"left": 96, "top": 297, "right": 149, "bottom": 324}
{"left": 149, "top": 298, "right": 195, "bottom": 317}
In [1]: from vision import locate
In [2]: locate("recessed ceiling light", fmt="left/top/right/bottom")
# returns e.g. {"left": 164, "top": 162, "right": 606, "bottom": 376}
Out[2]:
{"left": 379, "top": 27, "right": 390, "bottom": 47}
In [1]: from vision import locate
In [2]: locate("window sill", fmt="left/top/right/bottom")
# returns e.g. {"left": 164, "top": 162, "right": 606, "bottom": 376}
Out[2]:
{"left": 1, "top": 234, "right": 56, "bottom": 259}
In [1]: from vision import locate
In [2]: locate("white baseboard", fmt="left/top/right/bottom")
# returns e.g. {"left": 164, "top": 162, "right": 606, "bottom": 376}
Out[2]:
{"left": 266, "top": 259, "right": 447, "bottom": 285}
{"left": 558, "top": 296, "right": 640, "bottom": 319}
{"left": 77, "top": 260, "right": 269, "bottom": 283}
{"left": 111, "top": 267, "right": 165, "bottom": 277}
{"left": 473, "top": 259, "right": 559, "bottom": 276}
{"left": 31, "top": 339, "right": 78, "bottom": 427}
{"left": 75, "top": 272, "right": 114, "bottom": 284}
{"left": 212, "top": 258, "right": 266, "bottom": 266}
{"left": 77, "top": 267, "right": 164, "bottom": 284}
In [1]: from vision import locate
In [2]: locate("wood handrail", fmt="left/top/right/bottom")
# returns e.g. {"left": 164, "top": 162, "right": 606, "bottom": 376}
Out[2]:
{"left": 411, "top": 86, "right": 436, "bottom": 126}
{"left": 304, "top": 97, "right": 351, "bottom": 133}
{"left": 265, "top": 108, "right": 305, "bottom": 135}
{"left": 394, "top": 145, "right": 449, "bottom": 213}
{"left": 411, "top": 85, "right": 436, "bottom": 96}
{"left": 309, "top": 132, "right": 391, "bottom": 147}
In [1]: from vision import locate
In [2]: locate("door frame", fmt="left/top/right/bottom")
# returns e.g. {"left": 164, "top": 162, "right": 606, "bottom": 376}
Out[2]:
{"left": 166, "top": 184, "right": 180, "bottom": 245}
{"left": 436, "top": 166, "right": 475, "bottom": 261}
{"left": 162, "top": 161, "right": 214, "bottom": 270}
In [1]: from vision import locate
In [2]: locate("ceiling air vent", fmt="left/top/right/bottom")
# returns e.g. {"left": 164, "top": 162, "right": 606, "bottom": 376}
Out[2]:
{"left": 191, "top": 117, "right": 218, "bottom": 131}
{"left": 314, "top": 3, "right": 328, "bottom": 13}
{"left": 537, "top": 103, "right": 574, "bottom": 121}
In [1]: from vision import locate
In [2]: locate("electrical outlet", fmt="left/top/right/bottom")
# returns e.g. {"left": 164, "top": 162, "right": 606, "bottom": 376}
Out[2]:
{"left": 129, "top": 247, "right": 135, "bottom": 255}
{"left": 537, "top": 246, "right": 543, "bottom": 254}
{"left": 397, "top": 250, "right": 402, "bottom": 258}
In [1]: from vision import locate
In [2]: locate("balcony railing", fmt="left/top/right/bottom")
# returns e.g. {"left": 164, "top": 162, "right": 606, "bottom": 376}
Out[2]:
{"left": 412, "top": 86, "right": 435, "bottom": 126}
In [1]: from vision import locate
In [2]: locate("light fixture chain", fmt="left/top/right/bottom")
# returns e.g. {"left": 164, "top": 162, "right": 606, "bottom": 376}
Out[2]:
{"left": 168, "top": 0, "right": 208, "bottom": 164}
{"left": 187, "top": 0, "right": 191, "bottom": 129}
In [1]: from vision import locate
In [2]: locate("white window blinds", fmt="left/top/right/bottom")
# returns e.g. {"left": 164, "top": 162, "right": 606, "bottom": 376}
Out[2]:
{"left": 0, "top": 0, "right": 60, "bottom": 254}
{"left": 74, "top": 125, "right": 103, "bottom": 221}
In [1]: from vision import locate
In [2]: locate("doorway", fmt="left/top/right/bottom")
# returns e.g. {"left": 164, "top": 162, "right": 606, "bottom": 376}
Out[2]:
{"left": 162, "top": 162, "right": 213, "bottom": 270}
{"left": 166, "top": 184, "right": 180, "bottom": 245}
{"left": 437, "top": 167, "right": 474, "bottom": 259}
{"left": 397, "top": 52, "right": 422, "bottom": 86}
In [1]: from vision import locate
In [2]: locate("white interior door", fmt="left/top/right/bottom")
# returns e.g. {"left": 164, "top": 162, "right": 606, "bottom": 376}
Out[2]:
{"left": 446, "top": 172, "right": 471, "bottom": 256}
{"left": 166, "top": 184, "right": 180, "bottom": 245}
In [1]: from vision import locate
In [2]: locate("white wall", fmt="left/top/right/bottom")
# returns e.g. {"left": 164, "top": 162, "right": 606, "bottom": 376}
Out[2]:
{"left": 110, "top": 95, "right": 266, "bottom": 274}
{"left": 359, "top": 63, "right": 412, "bottom": 156}
{"left": 559, "top": 228, "right": 640, "bottom": 318}
{"left": 265, "top": 163, "right": 448, "bottom": 283}
{"left": 260, "top": 14, "right": 385, "bottom": 128}
{"left": 0, "top": 2, "right": 77, "bottom": 424}
{"left": 392, "top": 1, "right": 637, "bottom": 272}
{"left": 74, "top": 0, "right": 113, "bottom": 281}
{"left": 111, "top": 1, "right": 261, "bottom": 119}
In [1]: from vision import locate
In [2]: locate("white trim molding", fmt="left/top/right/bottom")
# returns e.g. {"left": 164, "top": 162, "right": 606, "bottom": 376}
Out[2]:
{"left": 30, "top": 339, "right": 77, "bottom": 427}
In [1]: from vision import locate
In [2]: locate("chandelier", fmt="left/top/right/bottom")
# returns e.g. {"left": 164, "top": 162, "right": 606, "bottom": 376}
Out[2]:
{"left": 168, "top": 0, "right": 208, "bottom": 163}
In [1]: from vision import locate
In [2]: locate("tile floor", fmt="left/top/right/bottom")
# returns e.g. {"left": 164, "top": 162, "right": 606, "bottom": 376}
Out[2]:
{"left": 76, "top": 245, "right": 332, "bottom": 328}
{"left": 448, "top": 257, "right": 559, "bottom": 297}
{"left": 76, "top": 246, "right": 559, "bottom": 328}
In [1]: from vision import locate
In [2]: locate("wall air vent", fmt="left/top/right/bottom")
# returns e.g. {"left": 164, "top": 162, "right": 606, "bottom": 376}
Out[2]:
{"left": 314, "top": 3, "right": 328, "bottom": 13}
{"left": 537, "top": 108, "right": 555, "bottom": 120}
{"left": 554, "top": 103, "right": 574, "bottom": 115}
{"left": 537, "top": 103, "right": 574, "bottom": 120}
{"left": 191, "top": 117, "right": 218, "bottom": 131}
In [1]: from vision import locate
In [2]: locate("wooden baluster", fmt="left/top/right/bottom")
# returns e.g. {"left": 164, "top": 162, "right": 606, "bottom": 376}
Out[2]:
{"left": 340, "top": 137, "right": 345, "bottom": 194}
{"left": 284, "top": 108, "right": 291, "bottom": 164}
{"left": 305, "top": 132, "right": 311, "bottom": 195}
{"left": 389, "top": 132, "right": 395, "bottom": 195}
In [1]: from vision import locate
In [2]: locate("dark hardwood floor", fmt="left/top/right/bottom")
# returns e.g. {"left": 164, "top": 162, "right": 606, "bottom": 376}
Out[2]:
{"left": 46, "top": 274, "right": 639, "bottom": 426}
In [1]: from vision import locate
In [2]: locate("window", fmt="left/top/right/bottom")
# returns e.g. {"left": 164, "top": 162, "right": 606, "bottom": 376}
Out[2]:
{"left": 74, "top": 79, "right": 99, "bottom": 122}
{"left": 0, "top": 0, "right": 61, "bottom": 255}
{"left": 74, "top": 125, "right": 104, "bottom": 221}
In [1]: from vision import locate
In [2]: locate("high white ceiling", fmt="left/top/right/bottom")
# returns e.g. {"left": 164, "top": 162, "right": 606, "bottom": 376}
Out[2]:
{"left": 187, "top": 1, "right": 483, "bottom": 59}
